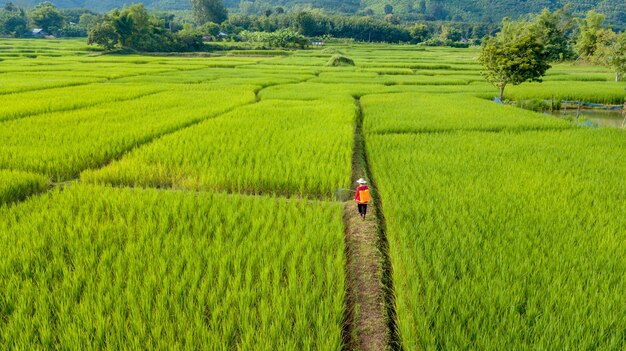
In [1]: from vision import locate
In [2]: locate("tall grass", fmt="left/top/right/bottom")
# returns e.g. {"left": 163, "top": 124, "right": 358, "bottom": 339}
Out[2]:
{"left": 0, "top": 84, "right": 257, "bottom": 180}
{"left": 0, "top": 170, "right": 48, "bottom": 205}
{"left": 362, "top": 93, "right": 571, "bottom": 134}
{"left": 0, "top": 185, "right": 345, "bottom": 349}
{"left": 0, "top": 83, "right": 163, "bottom": 122}
{"left": 367, "top": 129, "right": 626, "bottom": 349}
{"left": 83, "top": 98, "right": 356, "bottom": 198}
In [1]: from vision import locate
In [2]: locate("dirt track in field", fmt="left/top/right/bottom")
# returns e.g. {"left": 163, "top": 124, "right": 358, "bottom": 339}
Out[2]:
{"left": 342, "top": 97, "right": 399, "bottom": 351}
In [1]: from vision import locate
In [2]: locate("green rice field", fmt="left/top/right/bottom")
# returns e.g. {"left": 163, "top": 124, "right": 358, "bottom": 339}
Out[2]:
{"left": 0, "top": 38, "right": 625, "bottom": 349}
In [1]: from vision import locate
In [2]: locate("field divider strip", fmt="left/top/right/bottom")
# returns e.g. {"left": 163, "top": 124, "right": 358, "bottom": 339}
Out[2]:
{"left": 51, "top": 182, "right": 337, "bottom": 205}
{"left": 369, "top": 125, "right": 576, "bottom": 136}
{"left": 342, "top": 97, "right": 401, "bottom": 351}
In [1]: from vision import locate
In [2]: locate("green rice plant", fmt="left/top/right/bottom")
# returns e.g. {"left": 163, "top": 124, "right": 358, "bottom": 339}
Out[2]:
{"left": 385, "top": 75, "right": 474, "bottom": 85}
{"left": 261, "top": 55, "right": 329, "bottom": 67}
{"left": 227, "top": 49, "right": 290, "bottom": 56}
{"left": 499, "top": 81, "right": 626, "bottom": 104}
{"left": 0, "top": 184, "right": 345, "bottom": 350}
{"left": 359, "top": 68, "right": 414, "bottom": 75}
{"left": 259, "top": 82, "right": 388, "bottom": 100}
{"left": 0, "top": 170, "right": 48, "bottom": 205}
{"left": 362, "top": 93, "right": 571, "bottom": 134}
{"left": 414, "top": 69, "right": 482, "bottom": 77}
{"left": 0, "top": 83, "right": 163, "bottom": 122}
{"left": 367, "top": 129, "right": 626, "bottom": 350}
{"left": 83, "top": 98, "right": 355, "bottom": 199}
{"left": 543, "top": 73, "right": 611, "bottom": 82}
{"left": 310, "top": 74, "right": 390, "bottom": 85}
{"left": 0, "top": 84, "right": 257, "bottom": 180}
{"left": 320, "top": 47, "right": 345, "bottom": 55}
{"left": 0, "top": 72, "right": 103, "bottom": 94}
{"left": 359, "top": 62, "right": 453, "bottom": 70}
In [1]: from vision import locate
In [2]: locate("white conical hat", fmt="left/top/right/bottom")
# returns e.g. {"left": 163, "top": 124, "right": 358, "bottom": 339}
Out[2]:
{"left": 356, "top": 178, "right": 367, "bottom": 184}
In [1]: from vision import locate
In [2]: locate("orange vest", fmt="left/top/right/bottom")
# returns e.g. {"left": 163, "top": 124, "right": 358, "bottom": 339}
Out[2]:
{"left": 358, "top": 189, "right": 371, "bottom": 204}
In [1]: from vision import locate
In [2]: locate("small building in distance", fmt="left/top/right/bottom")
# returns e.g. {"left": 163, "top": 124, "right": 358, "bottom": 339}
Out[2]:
{"left": 32, "top": 29, "right": 47, "bottom": 37}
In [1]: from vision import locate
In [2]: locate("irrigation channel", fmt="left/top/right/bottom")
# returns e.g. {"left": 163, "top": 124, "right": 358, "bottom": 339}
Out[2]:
{"left": 342, "top": 97, "right": 400, "bottom": 351}
{"left": 553, "top": 110, "right": 626, "bottom": 128}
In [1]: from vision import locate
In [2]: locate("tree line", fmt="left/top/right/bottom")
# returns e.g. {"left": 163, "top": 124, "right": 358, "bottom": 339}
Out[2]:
{"left": 479, "top": 8, "right": 626, "bottom": 100}
{"left": 2, "top": 0, "right": 626, "bottom": 71}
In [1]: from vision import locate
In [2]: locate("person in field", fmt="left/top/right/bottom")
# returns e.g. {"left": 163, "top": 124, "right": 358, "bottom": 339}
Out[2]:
{"left": 354, "top": 178, "right": 370, "bottom": 220}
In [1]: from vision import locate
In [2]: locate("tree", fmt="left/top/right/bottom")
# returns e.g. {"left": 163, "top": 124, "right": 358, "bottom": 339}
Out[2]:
{"left": 87, "top": 4, "right": 205, "bottom": 53}
{"left": 295, "top": 11, "right": 316, "bottom": 36}
{"left": 575, "top": 11, "right": 609, "bottom": 59}
{"left": 428, "top": 1, "right": 447, "bottom": 21}
{"left": 418, "top": 0, "right": 426, "bottom": 14}
{"left": 79, "top": 13, "right": 100, "bottom": 32}
{"left": 530, "top": 8, "right": 574, "bottom": 61}
{"left": 30, "top": 2, "right": 64, "bottom": 33}
{"left": 408, "top": 23, "right": 430, "bottom": 43}
{"left": 595, "top": 31, "right": 626, "bottom": 81}
{"left": 0, "top": 5, "right": 28, "bottom": 37}
{"left": 384, "top": 4, "right": 393, "bottom": 15}
{"left": 191, "top": 0, "right": 228, "bottom": 25}
{"left": 199, "top": 21, "right": 220, "bottom": 37}
{"left": 479, "top": 19, "right": 551, "bottom": 100}
{"left": 88, "top": 22, "right": 118, "bottom": 50}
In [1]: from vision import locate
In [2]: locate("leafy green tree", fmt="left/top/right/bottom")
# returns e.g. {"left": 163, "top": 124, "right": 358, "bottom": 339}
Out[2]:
{"left": 428, "top": 0, "right": 447, "bottom": 21}
{"left": 418, "top": 0, "right": 426, "bottom": 14}
{"left": 575, "top": 10, "right": 609, "bottom": 59}
{"left": 594, "top": 30, "right": 626, "bottom": 81}
{"left": 199, "top": 21, "right": 220, "bottom": 37}
{"left": 530, "top": 8, "right": 574, "bottom": 61}
{"left": 295, "top": 11, "right": 316, "bottom": 36}
{"left": 408, "top": 23, "right": 430, "bottom": 43}
{"left": 439, "top": 25, "right": 462, "bottom": 41}
{"left": 479, "top": 19, "right": 551, "bottom": 100}
{"left": 384, "top": 4, "right": 393, "bottom": 15}
{"left": 79, "top": 13, "right": 101, "bottom": 32}
{"left": 30, "top": 2, "right": 64, "bottom": 33}
{"left": 191, "top": 0, "right": 228, "bottom": 25}
{"left": 88, "top": 4, "right": 205, "bottom": 52}
{"left": 108, "top": 9, "right": 134, "bottom": 47}
{"left": 384, "top": 13, "right": 400, "bottom": 25}
{"left": 88, "top": 22, "right": 118, "bottom": 50}
{"left": 0, "top": 5, "right": 28, "bottom": 37}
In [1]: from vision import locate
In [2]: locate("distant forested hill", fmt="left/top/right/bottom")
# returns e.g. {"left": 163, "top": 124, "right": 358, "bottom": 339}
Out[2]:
{"left": 4, "top": 0, "right": 625, "bottom": 27}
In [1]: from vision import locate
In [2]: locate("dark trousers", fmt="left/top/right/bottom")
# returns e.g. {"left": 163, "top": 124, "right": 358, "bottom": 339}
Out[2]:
{"left": 357, "top": 203, "right": 367, "bottom": 217}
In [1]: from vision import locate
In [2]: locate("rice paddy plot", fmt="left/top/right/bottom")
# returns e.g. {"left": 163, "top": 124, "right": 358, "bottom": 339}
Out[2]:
{"left": 0, "top": 184, "right": 345, "bottom": 350}
{"left": 496, "top": 81, "right": 626, "bottom": 104}
{"left": 0, "top": 84, "right": 257, "bottom": 180}
{"left": 0, "top": 170, "right": 48, "bottom": 205}
{"left": 259, "top": 81, "right": 388, "bottom": 100}
{"left": 83, "top": 98, "right": 356, "bottom": 198}
{"left": 367, "top": 129, "right": 626, "bottom": 350}
{"left": 0, "top": 83, "right": 163, "bottom": 122}
{"left": 362, "top": 93, "right": 571, "bottom": 134}
{"left": 0, "top": 72, "right": 103, "bottom": 94}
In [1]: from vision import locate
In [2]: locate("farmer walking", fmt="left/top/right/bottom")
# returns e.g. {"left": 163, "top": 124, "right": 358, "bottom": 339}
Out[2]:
{"left": 354, "top": 178, "right": 370, "bottom": 220}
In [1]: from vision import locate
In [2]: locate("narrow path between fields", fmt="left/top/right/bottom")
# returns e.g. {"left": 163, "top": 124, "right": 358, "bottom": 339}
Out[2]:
{"left": 343, "top": 97, "right": 400, "bottom": 351}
